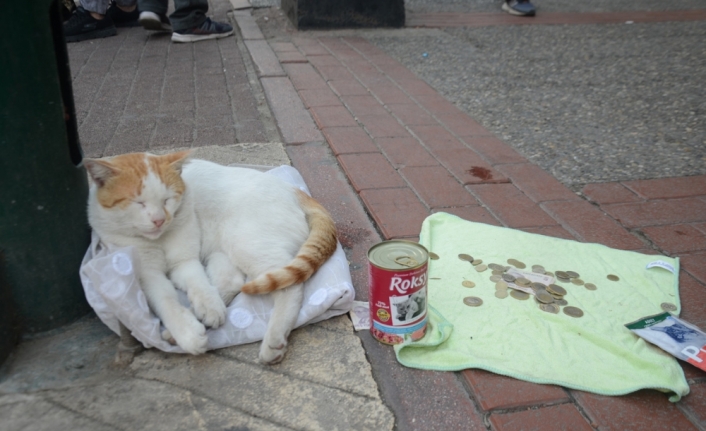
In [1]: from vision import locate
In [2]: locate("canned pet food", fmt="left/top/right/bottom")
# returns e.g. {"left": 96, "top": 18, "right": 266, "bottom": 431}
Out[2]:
{"left": 368, "top": 241, "right": 428, "bottom": 345}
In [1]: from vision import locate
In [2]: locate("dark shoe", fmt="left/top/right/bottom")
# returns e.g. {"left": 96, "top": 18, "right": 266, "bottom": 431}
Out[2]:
{"left": 107, "top": 1, "right": 140, "bottom": 28}
{"left": 502, "top": 0, "right": 536, "bottom": 16}
{"left": 138, "top": 11, "right": 172, "bottom": 32}
{"left": 171, "top": 18, "right": 234, "bottom": 43}
{"left": 63, "top": 6, "right": 117, "bottom": 43}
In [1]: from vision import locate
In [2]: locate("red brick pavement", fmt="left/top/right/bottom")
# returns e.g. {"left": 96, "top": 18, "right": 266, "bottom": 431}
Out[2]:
{"left": 266, "top": 32, "right": 706, "bottom": 430}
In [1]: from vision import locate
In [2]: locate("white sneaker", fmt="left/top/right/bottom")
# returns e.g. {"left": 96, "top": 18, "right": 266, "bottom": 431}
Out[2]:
{"left": 138, "top": 11, "right": 172, "bottom": 32}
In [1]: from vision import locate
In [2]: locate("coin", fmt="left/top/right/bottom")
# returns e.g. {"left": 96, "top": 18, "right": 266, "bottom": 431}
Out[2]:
{"left": 555, "top": 299, "right": 568, "bottom": 306}
{"left": 545, "top": 271, "right": 554, "bottom": 277}
{"left": 492, "top": 270, "right": 504, "bottom": 276}
{"left": 463, "top": 296, "right": 483, "bottom": 307}
{"left": 495, "top": 290, "right": 508, "bottom": 299}
{"left": 584, "top": 283, "right": 597, "bottom": 291}
{"left": 535, "top": 291, "right": 554, "bottom": 304}
{"left": 547, "top": 284, "right": 567, "bottom": 296}
{"left": 550, "top": 292, "right": 564, "bottom": 300}
{"left": 557, "top": 276, "right": 571, "bottom": 283}
{"left": 495, "top": 281, "right": 509, "bottom": 290}
{"left": 429, "top": 252, "right": 440, "bottom": 260}
{"left": 531, "top": 264, "right": 545, "bottom": 273}
{"left": 563, "top": 306, "right": 584, "bottom": 318}
{"left": 472, "top": 259, "right": 483, "bottom": 266}
{"left": 607, "top": 274, "right": 620, "bottom": 281}
{"left": 531, "top": 282, "right": 547, "bottom": 291}
{"left": 475, "top": 264, "right": 488, "bottom": 272}
{"left": 661, "top": 302, "right": 678, "bottom": 312}
{"left": 489, "top": 275, "right": 502, "bottom": 282}
{"left": 540, "top": 303, "right": 560, "bottom": 314}
{"left": 566, "top": 271, "right": 580, "bottom": 279}
{"left": 511, "top": 290, "right": 530, "bottom": 300}
{"left": 458, "top": 253, "right": 473, "bottom": 262}
{"left": 488, "top": 263, "right": 505, "bottom": 271}
{"left": 571, "top": 278, "right": 585, "bottom": 286}
{"left": 515, "top": 278, "right": 531, "bottom": 286}
{"left": 555, "top": 270, "right": 569, "bottom": 279}
{"left": 508, "top": 258, "right": 527, "bottom": 269}
{"left": 462, "top": 281, "right": 476, "bottom": 288}
{"left": 502, "top": 273, "right": 516, "bottom": 283}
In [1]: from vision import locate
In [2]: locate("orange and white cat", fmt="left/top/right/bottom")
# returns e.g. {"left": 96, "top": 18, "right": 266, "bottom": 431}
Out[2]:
{"left": 84, "top": 151, "right": 337, "bottom": 364}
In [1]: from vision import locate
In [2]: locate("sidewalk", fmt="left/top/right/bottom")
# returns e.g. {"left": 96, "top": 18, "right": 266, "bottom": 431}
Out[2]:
{"left": 2, "top": 0, "right": 706, "bottom": 430}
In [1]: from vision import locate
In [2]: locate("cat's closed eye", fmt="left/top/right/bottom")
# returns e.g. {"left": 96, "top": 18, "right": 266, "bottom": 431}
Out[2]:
{"left": 134, "top": 200, "right": 146, "bottom": 208}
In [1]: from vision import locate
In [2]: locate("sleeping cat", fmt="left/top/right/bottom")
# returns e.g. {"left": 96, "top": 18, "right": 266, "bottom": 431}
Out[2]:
{"left": 84, "top": 151, "right": 337, "bottom": 364}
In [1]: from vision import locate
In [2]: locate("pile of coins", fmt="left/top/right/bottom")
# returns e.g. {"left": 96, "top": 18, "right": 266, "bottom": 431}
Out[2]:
{"left": 451, "top": 254, "right": 603, "bottom": 318}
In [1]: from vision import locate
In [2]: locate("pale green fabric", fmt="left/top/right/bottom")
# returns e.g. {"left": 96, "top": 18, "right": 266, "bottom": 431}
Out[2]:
{"left": 395, "top": 213, "right": 689, "bottom": 401}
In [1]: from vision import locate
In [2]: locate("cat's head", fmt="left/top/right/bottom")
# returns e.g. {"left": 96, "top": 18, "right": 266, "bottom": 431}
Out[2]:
{"left": 84, "top": 151, "right": 191, "bottom": 240}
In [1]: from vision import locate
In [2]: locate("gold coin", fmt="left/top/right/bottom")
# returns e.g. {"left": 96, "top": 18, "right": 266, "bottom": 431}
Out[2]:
{"left": 531, "top": 282, "right": 547, "bottom": 291}
{"left": 429, "top": 252, "right": 440, "bottom": 260}
{"left": 488, "top": 263, "right": 505, "bottom": 271}
{"left": 563, "top": 306, "right": 584, "bottom": 318}
{"left": 571, "top": 278, "right": 585, "bottom": 286}
{"left": 661, "top": 302, "right": 678, "bottom": 312}
{"left": 607, "top": 274, "right": 620, "bottom": 281}
{"left": 462, "top": 280, "right": 476, "bottom": 288}
{"left": 584, "top": 283, "right": 597, "bottom": 291}
{"left": 545, "top": 271, "right": 554, "bottom": 277}
{"left": 492, "top": 270, "right": 504, "bottom": 276}
{"left": 463, "top": 296, "right": 483, "bottom": 307}
{"left": 489, "top": 275, "right": 502, "bottom": 282}
{"left": 502, "top": 273, "right": 516, "bottom": 283}
{"left": 516, "top": 278, "right": 531, "bottom": 286}
{"left": 531, "top": 265, "right": 546, "bottom": 274}
{"left": 510, "top": 290, "right": 530, "bottom": 300}
{"left": 495, "top": 281, "right": 509, "bottom": 290}
{"left": 555, "top": 270, "right": 569, "bottom": 279}
{"left": 475, "top": 264, "right": 488, "bottom": 272}
{"left": 550, "top": 292, "right": 564, "bottom": 300}
{"left": 566, "top": 271, "right": 580, "bottom": 279}
{"left": 535, "top": 291, "right": 554, "bottom": 304}
{"left": 472, "top": 259, "right": 483, "bottom": 266}
{"left": 556, "top": 299, "right": 568, "bottom": 306}
{"left": 458, "top": 253, "right": 473, "bottom": 262}
{"left": 495, "top": 290, "right": 508, "bottom": 299}
{"left": 557, "top": 276, "right": 571, "bottom": 283}
{"left": 547, "top": 284, "right": 567, "bottom": 296}
{"left": 540, "top": 303, "right": 560, "bottom": 314}
{"left": 507, "top": 258, "right": 527, "bottom": 269}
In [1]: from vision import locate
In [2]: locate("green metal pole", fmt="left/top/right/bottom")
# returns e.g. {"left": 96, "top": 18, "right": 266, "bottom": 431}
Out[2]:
{"left": 0, "top": 0, "right": 91, "bottom": 338}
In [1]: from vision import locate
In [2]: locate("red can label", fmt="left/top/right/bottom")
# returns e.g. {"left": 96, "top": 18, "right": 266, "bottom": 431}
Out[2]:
{"left": 368, "top": 242, "right": 428, "bottom": 345}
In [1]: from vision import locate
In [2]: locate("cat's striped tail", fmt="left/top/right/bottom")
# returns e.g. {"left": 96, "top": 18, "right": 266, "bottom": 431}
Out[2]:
{"left": 240, "top": 190, "right": 338, "bottom": 294}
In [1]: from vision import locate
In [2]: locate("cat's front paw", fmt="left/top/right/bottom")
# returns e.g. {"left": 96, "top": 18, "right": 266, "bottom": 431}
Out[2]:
{"left": 171, "top": 315, "right": 208, "bottom": 355}
{"left": 190, "top": 289, "right": 226, "bottom": 328}
{"left": 259, "top": 341, "right": 287, "bottom": 365}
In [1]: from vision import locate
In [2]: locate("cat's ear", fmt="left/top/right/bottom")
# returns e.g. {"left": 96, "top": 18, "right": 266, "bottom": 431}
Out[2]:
{"left": 84, "top": 159, "right": 119, "bottom": 187}
{"left": 163, "top": 150, "right": 192, "bottom": 173}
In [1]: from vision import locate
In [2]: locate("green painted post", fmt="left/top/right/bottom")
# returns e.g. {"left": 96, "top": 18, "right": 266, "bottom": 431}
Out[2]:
{"left": 0, "top": 0, "right": 91, "bottom": 344}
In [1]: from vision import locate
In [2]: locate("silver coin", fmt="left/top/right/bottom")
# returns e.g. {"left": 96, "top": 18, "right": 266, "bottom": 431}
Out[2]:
{"left": 566, "top": 271, "right": 580, "bottom": 279}
{"left": 475, "top": 264, "right": 488, "bottom": 272}
{"left": 458, "top": 253, "right": 473, "bottom": 262}
{"left": 463, "top": 296, "right": 483, "bottom": 307}
{"left": 489, "top": 275, "right": 502, "bottom": 282}
{"left": 563, "top": 306, "right": 584, "bottom": 318}
{"left": 584, "top": 283, "right": 597, "bottom": 291}
{"left": 502, "top": 273, "right": 516, "bottom": 283}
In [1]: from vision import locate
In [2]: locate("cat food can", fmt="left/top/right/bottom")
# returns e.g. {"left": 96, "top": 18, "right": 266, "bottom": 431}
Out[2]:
{"left": 368, "top": 241, "right": 428, "bottom": 345}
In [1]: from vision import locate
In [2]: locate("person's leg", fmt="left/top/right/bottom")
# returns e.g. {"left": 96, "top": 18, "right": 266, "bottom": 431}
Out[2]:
{"left": 168, "top": 0, "right": 208, "bottom": 32}
{"left": 137, "top": 0, "right": 172, "bottom": 31}
{"left": 63, "top": 0, "right": 116, "bottom": 42}
{"left": 109, "top": 0, "right": 140, "bottom": 27}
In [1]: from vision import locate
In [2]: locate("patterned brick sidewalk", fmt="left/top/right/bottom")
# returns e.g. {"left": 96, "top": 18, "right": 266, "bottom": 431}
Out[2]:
{"left": 245, "top": 22, "right": 706, "bottom": 429}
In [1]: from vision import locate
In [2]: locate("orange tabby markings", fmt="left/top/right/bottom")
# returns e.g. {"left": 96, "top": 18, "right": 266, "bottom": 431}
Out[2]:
{"left": 241, "top": 189, "right": 338, "bottom": 294}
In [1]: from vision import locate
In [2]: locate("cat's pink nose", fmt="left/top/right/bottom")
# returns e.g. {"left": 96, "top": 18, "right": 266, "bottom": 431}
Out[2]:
{"left": 153, "top": 219, "right": 165, "bottom": 228}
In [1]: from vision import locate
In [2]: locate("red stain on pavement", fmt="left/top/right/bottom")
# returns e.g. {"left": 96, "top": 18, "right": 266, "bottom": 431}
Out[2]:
{"left": 468, "top": 166, "right": 493, "bottom": 181}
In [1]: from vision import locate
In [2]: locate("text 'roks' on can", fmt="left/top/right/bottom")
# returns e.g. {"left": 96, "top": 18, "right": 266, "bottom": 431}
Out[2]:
{"left": 368, "top": 240, "right": 428, "bottom": 345}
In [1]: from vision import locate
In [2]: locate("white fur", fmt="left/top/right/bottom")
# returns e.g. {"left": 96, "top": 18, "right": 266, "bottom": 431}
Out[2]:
{"left": 88, "top": 157, "right": 310, "bottom": 363}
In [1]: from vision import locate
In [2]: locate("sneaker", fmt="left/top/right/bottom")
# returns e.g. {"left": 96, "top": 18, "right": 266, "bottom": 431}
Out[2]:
{"left": 138, "top": 11, "right": 172, "bottom": 32}
{"left": 63, "top": 6, "right": 117, "bottom": 43}
{"left": 171, "top": 18, "right": 234, "bottom": 43}
{"left": 502, "top": 0, "right": 536, "bottom": 16}
{"left": 107, "top": 1, "right": 140, "bottom": 28}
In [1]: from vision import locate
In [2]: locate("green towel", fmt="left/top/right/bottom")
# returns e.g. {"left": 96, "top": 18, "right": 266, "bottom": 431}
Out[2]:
{"left": 395, "top": 212, "right": 688, "bottom": 401}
